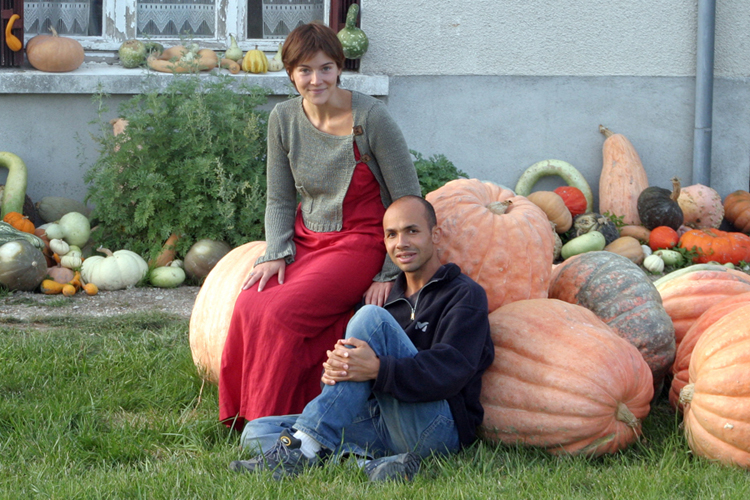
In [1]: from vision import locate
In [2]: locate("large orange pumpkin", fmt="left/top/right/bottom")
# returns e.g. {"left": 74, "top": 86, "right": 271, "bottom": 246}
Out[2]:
{"left": 189, "top": 241, "right": 266, "bottom": 384}
{"left": 426, "top": 179, "right": 555, "bottom": 312}
{"left": 670, "top": 292, "right": 750, "bottom": 411}
{"left": 548, "top": 251, "right": 675, "bottom": 393}
{"left": 723, "top": 190, "right": 750, "bottom": 233}
{"left": 678, "top": 228, "right": 750, "bottom": 265}
{"left": 655, "top": 264, "right": 750, "bottom": 350}
{"left": 681, "top": 304, "right": 750, "bottom": 468}
{"left": 480, "top": 298, "right": 653, "bottom": 456}
{"left": 598, "top": 125, "right": 649, "bottom": 225}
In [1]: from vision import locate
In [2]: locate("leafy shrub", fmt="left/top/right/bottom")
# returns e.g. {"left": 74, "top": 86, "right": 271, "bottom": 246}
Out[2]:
{"left": 85, "top": 76, "right": 270, "bottom": 260}
{"left": 411, "top": 150, "right": 468, "bottom": 197}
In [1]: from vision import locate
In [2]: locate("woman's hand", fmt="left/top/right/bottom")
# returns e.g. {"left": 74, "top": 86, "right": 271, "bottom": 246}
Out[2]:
{"left": 242, "top": 259, "right": 286, "bottom": 292}
{"left": 363, "top": 281, "right": 393, "bottom": 307}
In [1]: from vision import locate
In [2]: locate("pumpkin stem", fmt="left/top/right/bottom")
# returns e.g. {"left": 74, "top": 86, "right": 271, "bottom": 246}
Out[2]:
{"left": 488, "top": 200, "right": 512, "bottom": 215}
{"left": 615, "top": 402, "right": 640, "bottom": 429}
{"left": 96, "top": 247, "right": 114, "bottom": 257}
{"left": 599, "top": 125, "right": 614, "bottom": 139}
{"left": 49, "top": 26, "right": 59, "bottom": 37}
{"left": 679, "top": 383, "right": 695, "bottom": 406}
{"left": 670, "top": 177, "right": 682, "bottom": 202}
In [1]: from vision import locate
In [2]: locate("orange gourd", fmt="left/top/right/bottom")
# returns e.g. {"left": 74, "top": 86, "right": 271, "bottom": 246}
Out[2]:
{"left": 553, "top": 186, "right": 587, "bottom": 217}
{"left": 598, "top": 125, "right": 649, "bottom": 225}
{"left": 426, "top": 179, "right": 555, "bottom": 312}
{"left": 681, "top": 304, "right": 750, "bottom": 468}
{"left": 2, "top": 211, "right": 35, "bottom": 233}
{"left": 678, "top": 228, "right": 750, "bottom": 265}
{"left": 26, "top": 27, "right": 85, "bottom": 72}
{"left": 670, "top": 292, "right": 750, "bottom": 411}
{"left": 723, "top": 190, "right": 750, "bottom": 233}
{"left": 189, "top": 241, "right": 267, "bottom": 384}
{"left": 655, "top": 265, "right": 750, "bottom": 350}
{"left": 649, "top": 226, "right": 679, "bottom": 251}
{"left": 481, "top": 298, "right": 653, "bottom": 456}
{"left": 526, "top": 191, "right": 572, "bottom": 233}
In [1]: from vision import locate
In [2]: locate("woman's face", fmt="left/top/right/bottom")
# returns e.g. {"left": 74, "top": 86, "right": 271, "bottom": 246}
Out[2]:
{"left": 290, "top": 51, "right": 342, "bottom": 105}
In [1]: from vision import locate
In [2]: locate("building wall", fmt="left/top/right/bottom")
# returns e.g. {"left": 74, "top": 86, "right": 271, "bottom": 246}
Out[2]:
{"left": 2, "top": 1, "right": 750, "bottom": 209}
{"left": 361, "top": 0, "right": 750, "bottom": 78}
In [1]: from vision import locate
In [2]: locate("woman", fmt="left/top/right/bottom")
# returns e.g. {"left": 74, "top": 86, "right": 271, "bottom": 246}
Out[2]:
{"left": 219, "top": 22, "right": 421, "bottom": 427}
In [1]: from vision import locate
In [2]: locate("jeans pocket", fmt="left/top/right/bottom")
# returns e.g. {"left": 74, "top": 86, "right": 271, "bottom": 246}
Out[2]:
{"left": 415, "top": 413, "right": 460, "bottom": 457}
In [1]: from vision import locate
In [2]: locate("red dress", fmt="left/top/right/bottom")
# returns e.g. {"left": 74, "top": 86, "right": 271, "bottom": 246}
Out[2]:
{"left": 219, "top": 144, "right": 386, "bottom": 426}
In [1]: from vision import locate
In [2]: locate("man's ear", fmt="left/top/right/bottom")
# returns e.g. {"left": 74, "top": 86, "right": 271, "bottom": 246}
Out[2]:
{"left": 431, "top": 226, "right": 442, "bottom": 244}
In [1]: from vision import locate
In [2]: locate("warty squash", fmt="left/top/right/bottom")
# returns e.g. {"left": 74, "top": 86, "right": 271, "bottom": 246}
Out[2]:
{"left": 598, "top": 125, "right": 649, "bottom": 225}
{"left": 678, "top": 184, "right": 724, "bottom": 229}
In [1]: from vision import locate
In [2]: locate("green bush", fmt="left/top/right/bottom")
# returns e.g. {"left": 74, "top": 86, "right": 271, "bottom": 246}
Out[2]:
{"left": 85, "top": 76, "right": 270, "bottom": 260}
{"left": 411, "top": 150, "right": 468, "bottom": 197}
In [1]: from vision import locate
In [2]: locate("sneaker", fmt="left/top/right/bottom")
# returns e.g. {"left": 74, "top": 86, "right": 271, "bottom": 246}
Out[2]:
{"left": 364, "top": 452, "right": 421, "bottom": 482}
{"left": 229, "top": 429, "right": 324, "bottom": 479}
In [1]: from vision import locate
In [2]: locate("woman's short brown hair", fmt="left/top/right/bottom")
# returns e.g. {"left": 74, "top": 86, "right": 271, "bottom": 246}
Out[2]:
{"left": 282, "top": 21, "right": 345, "bottom": 85}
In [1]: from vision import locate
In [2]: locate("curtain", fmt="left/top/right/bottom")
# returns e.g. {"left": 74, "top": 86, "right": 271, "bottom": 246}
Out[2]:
{"left": 137, "top": 0, "right": 216, "bottom": 37}
{"left": 24, "top": 0, "right": 102, "bottom": 35}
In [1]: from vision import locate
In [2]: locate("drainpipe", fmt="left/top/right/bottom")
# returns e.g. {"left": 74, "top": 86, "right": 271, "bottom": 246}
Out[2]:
{"left": 692, "top": 0, "right": 716, "bottom": 187}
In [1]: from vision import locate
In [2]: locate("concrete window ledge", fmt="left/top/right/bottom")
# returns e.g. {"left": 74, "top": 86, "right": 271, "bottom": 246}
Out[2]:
{"left": 0, "top": 61, "right": 389, "bottom": 96}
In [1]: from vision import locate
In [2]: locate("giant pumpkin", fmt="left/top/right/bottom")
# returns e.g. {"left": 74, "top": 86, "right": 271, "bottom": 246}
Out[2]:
{"left": 598, "top": 125, "right": 649, "bottom": 225}
{"left": 548, "top": 251, "right": 675, "bottom": 393}
{"left": 426, "top": 179, "right": 555, "bottom": 312}
{"left": 655, "top": 264, "right": 750, "bottom": 350}
{"left": 681, "top": 304, "right": 750, "bottom": 468}
{"left": 670, "top": 292, "right": 750, "bottom": 411}
{"left": 189, "top": 241, "right": 266, "bottom": 384}
{"left": 481, "top": 298, "right": 653, "bottom": 456}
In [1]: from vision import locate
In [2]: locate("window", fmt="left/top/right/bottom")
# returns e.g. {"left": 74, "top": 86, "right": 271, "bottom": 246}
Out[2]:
{"left": 23, "top": 0, "right": 331, "bottom": 51}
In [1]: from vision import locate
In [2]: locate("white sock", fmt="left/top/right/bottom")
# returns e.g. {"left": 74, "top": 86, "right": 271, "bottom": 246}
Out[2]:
{"left": 293, "top": 430, "right": 322, "bottom": 458}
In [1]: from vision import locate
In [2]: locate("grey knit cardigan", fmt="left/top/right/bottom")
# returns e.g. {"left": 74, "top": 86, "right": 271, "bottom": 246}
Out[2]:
{"left": 257, "top": 91, "right": 421, "bottom": 281}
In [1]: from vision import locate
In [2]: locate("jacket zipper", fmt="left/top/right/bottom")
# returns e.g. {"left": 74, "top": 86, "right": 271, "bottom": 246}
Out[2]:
{"left": 386, "top": 278, "right": 442, "bottom": 321}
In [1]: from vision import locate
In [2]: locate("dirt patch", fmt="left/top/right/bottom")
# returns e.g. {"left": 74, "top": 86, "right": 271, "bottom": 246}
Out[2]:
{"left": 0, "top": 286, "right": 200, "bottom": 322}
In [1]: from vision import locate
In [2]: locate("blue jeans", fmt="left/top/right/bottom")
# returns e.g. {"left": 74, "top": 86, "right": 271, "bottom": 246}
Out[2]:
{"left": 240, "top": 305, "right": 460, "bottom": 459}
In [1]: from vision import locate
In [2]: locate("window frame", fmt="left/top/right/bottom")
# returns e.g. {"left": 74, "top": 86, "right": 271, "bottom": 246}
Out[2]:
{"left": 25, "top": 0, "right": 333, "bottom": 52}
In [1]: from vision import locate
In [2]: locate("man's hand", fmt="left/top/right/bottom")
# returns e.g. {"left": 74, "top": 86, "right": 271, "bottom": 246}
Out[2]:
{"left": 321, "top": 337, "right": 380, "bottom": 386}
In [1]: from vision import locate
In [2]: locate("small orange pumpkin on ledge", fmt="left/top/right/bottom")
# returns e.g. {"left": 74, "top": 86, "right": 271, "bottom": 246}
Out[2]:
{"left": 2, "top": 211, "right": 35, "bottom": 233}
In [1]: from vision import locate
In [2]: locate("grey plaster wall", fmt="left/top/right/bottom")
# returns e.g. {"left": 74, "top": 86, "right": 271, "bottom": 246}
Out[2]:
{"left": 386, "top": 75, "right": 750, "bottom": 206}
{"left": 361, "top": 0, "right": 750, "bottom": 78}
{"left": 2, "top": 75, "right": 749, "bottom": 210}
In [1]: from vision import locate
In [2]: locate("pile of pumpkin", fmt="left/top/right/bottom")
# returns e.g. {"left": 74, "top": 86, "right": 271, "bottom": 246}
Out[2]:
{"left": 187, "top": 126, "right": 750, "bottom": 469}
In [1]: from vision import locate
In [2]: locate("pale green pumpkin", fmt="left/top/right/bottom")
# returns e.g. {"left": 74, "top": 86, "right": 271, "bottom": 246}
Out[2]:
{"left": 81, "top": 247, "right": 148, "bottom": 290}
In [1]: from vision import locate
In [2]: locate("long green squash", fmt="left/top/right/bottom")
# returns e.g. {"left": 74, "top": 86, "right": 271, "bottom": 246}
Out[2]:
{"left": 0, "top": 152, "right": 28, "bottom": 218}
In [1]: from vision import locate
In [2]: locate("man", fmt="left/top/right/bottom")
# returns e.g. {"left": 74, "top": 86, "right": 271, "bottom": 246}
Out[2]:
{"left": 230, "top": 195, "right": 494, "bottom": 481}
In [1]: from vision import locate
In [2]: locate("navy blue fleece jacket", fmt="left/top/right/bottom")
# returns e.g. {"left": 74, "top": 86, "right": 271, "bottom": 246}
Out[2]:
{"left": 373, "top": 263, "right": 494, "bottom": 448}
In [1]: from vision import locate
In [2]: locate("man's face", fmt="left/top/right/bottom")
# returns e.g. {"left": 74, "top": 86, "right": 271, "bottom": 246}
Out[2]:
{"left": 383, "top": 199, "right": 439, "bottom": 274}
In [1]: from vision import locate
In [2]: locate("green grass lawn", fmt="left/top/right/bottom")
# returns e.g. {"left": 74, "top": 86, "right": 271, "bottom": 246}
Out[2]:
{"left": 0, "top": 312, "right": 747, "bottom": 499}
